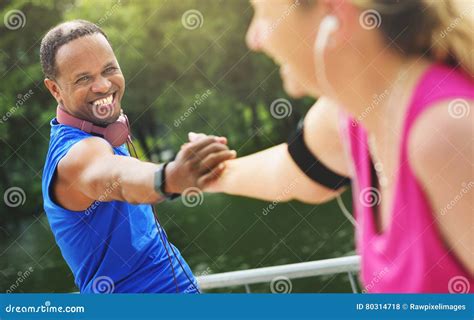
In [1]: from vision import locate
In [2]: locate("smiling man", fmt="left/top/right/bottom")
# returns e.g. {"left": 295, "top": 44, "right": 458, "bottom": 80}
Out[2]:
{"left": 40, "top": 20, "right": 235, "bottom": 293}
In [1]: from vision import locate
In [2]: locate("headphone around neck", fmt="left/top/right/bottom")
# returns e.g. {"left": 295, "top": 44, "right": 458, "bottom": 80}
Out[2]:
{"left": 56, "top": 106, "right": 131, "bottom": 147}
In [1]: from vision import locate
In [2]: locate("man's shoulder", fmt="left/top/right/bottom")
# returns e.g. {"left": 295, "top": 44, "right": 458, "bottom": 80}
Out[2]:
{"left": 49, "top": 120, "right": 90, "bottom": 145}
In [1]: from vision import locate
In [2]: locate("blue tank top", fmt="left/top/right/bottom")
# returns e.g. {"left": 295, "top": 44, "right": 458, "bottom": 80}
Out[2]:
{"left": 41, "top": 118, "right": 199, "bottom": 293}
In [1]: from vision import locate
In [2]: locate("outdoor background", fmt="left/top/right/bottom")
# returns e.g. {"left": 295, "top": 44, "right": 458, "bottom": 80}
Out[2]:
{"left": 0, "top": 0, "right": 355, "bottom": 293}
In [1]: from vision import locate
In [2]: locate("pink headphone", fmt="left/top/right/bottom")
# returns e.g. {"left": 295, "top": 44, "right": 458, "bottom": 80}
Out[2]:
{"left": 56, "top": 106, "right": 131, "bottom": 147}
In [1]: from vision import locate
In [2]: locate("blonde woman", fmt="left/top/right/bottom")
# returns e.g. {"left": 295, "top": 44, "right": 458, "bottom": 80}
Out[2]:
{"left": 194, "top": 0, "right": 473, "bottom": 292}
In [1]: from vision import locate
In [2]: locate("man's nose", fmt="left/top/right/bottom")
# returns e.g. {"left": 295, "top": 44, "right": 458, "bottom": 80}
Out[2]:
{"left": 91, "top": 76, "right": 112, "bottom": 93}
{"left": 246, "top": 20, "right": 267, "bottom": 52}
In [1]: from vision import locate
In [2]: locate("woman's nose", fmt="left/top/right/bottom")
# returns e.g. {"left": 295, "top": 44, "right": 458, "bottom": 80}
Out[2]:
{"left": 91, "top": 77, "right": 112, "bottom": 93}
{"left": 246, "top": 20, "right": 268, "bottom": 52}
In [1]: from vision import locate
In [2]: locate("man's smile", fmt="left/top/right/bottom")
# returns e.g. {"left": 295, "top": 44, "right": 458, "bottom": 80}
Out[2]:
{"left": 89, "top": 91, "right": 117, "bottom": 108}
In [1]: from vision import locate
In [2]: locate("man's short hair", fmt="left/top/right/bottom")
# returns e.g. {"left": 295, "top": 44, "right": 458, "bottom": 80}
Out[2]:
{"left": 40, "top": 19, "right": 109, "bottom": 79}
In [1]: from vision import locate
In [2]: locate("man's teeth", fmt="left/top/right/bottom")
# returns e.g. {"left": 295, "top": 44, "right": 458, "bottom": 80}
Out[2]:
{"left": 92, "top": 94, "right": 113, "bottom": 107}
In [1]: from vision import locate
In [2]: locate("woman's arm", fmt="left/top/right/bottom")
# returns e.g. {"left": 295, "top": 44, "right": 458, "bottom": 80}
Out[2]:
{"left": 409, "top": 99, "right": 474, "bottom": 275}
{"left": 204, "top": 97, "right": 352, "bottom": 204}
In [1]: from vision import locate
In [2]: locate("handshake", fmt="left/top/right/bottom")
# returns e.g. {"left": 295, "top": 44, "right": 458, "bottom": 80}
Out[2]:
{"left": 163, "top": 132, "right": 235, "bottom": 194}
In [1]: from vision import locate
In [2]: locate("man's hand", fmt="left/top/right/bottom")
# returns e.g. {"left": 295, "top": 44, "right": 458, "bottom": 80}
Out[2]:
{"left": 164, "top": 134, "right": 236, "bottom": 193}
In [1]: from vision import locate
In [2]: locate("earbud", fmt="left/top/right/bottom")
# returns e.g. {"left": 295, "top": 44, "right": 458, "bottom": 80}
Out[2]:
{"left": 315, "top": 15, "right": 340, "bottom": 52}
{"left": 314, "top": 15, "right": 340, "bottom": 97}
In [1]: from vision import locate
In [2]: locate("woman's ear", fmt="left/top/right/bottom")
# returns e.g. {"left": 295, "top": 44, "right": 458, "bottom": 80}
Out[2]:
{"left": 323, "top": 0, "right": 361, "bottom": 46}
{"left": 44, "top": 78, "right": 63, "bottom": 105}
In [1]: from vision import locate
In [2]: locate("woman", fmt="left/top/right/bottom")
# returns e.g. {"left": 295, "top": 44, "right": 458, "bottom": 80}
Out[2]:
{"left": 195, "top": 0, "right": 473, "bottom": 292}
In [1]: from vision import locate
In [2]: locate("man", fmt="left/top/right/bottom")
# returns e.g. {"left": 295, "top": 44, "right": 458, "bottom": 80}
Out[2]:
{"left": 40, "top": 20, "right": 236, "bottom": 293}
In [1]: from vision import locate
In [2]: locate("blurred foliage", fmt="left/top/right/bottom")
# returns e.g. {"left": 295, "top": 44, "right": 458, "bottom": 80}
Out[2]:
{"left": 0, "top": 0, "right": 314, "bottom": 223}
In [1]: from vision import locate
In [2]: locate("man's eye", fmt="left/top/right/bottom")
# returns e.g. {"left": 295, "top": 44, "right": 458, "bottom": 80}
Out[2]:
{"left": 105, "top": 67, "right": 118, "bottom": 73}
{"left": 75, "top": 76, "right": 89, "bottom": 84}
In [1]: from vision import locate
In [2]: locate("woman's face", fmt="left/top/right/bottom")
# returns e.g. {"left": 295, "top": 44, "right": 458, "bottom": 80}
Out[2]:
{"left": 246, "top": 0, "right": 379, "bottom": 104}
{"left": 246, "top": 0, "right": 325, "bottom": 97}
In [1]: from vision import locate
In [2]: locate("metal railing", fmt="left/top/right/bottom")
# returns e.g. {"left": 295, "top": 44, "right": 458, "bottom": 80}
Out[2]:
{"left": 196, "top": 255, "right": 361, "bottom": 293}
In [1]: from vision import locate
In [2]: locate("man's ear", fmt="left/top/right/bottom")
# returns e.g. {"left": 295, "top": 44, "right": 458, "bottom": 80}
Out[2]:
{"left": 44, "top": 78, "right": 62, "bottom": 105}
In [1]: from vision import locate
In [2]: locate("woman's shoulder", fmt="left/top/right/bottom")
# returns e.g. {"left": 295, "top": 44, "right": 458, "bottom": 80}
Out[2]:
{"left": 413, "top": 64, "right": 474, "bottom": 108}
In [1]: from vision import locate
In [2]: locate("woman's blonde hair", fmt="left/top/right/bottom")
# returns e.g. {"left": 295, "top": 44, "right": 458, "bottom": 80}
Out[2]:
{"left": 352, "top": 0, "right": 474, "bottom": 77}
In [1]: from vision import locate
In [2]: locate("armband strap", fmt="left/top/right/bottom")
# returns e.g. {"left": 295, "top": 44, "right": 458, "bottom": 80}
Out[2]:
{"left": 287, "top": 126, "right": 351, "bottom": 190}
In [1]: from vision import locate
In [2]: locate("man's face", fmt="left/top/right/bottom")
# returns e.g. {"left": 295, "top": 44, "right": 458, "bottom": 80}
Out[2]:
{"left": 46, "top": 33, "right": 125, "bottom": 125}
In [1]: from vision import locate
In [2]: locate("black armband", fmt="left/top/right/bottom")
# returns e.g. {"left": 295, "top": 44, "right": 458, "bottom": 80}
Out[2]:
{"left": 287, "top": 126, "right": 351, "bottom": 190}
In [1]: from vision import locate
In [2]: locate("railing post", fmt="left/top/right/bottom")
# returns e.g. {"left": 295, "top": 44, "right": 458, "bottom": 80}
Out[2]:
{"left": 347, "top": 271, "right": 358, "bottom": 293}
{"left": 244, "top": 284, "right": 252, "bottom": 293}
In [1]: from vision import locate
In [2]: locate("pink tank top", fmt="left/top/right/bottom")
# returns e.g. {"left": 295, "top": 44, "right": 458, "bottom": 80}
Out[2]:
{"left": 341, "top": 64, "right": 473, "bottom": 293}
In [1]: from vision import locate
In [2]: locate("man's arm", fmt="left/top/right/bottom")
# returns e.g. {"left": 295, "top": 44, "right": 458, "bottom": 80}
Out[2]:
{"left": 53, "top": 136, "right": 236, "bottom": 211}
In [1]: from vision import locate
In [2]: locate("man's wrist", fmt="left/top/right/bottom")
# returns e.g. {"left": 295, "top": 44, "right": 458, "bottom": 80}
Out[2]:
{"left": 163, "top": 161, "right": 179, "bottom": 194}
{"left": 153, "top": 162, "right": 180, "bottom": 200}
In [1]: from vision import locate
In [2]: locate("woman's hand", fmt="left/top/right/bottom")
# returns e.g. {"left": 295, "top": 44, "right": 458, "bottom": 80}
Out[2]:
{"left": 164, "top": 132, "right": 236, "bottom": 193}
{"left": 185, "top": 132, "right": 234, "bottom": 193}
